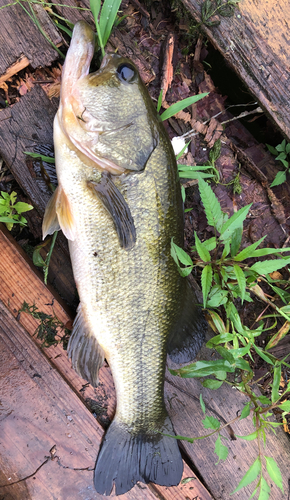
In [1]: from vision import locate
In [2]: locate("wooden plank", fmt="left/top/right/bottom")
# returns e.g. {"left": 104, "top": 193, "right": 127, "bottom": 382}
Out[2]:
{"left": 181, "top": 0, "right": 290, "bottom": 140}
{"left": 164, "top": 338, "right": 290, "bottom": 500}
{"left": 0, "top": 225, "right": 213, "bottom": 500}
{"left": 0, "top": 0, "right": 62, "bottom": 81}
{"left": 0, "top": 301, "right": 158, "bottom": 500}
{"left": 0, "top": 86, "right": 76, "bottom": 304}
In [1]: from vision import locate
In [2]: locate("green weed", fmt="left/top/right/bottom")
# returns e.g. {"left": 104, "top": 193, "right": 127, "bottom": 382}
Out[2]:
{"left": 19, "top": 301, "right": 71, "bottom": 348}
{"left": 0, "top": 191, "right": 33, "bottom": 231}
{"left": 267, "top": 139, "right": 290, "bottom": 187}
{"left": 170, "top": 177, "right": 290, "bottom": 498}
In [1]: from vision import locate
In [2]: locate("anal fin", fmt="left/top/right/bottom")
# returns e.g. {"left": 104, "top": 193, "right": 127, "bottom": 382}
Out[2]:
{"left": 42, "top": 185, "right": 75, "bottom": 241}
{"left": 88, "top": 172, "right": 136, "bottom": 250}
{"left": 67, "top": 304, "right": 104, "bottom": 387}
{"left": 167, "top": 279, "right": 207, "bottom": 363}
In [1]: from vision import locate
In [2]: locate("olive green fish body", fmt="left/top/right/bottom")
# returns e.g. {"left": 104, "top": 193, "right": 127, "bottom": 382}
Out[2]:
{"left": 43, "top": 21, "right": 206, "bottom": 496}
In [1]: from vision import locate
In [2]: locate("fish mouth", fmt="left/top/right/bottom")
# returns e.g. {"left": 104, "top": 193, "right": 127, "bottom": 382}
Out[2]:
{"left": 60, "top": 21, "right": 95, "bottom": 106}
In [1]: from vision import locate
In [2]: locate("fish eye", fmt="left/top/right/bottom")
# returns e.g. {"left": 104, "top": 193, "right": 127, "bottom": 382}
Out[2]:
{"left": 116, "top": 63, "right": 137, "bottom": 83}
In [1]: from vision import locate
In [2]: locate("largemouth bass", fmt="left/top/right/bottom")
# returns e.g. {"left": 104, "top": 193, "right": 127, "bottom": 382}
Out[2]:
{"left": 43, "top": 21, "right": 206, "bottom": 496}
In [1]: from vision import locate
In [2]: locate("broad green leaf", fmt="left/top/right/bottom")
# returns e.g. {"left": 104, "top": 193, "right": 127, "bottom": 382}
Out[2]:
{"left": 220, "top": 204, "right": 252, "bottom": 241}
{"left": 181, "top": 477, "right": 196, "bottom": 484}
{"left": 286, "top": 142, "right": 290, "bottom": 154}
{"left": 230, "top": 226, "right": 243, "bottom": 257}
{"left": 202, "top": 379, "right": 223, "bottom": 389}
{"left": 195, "top": 232, "right": 211, "bottom": 262}
{"left": 250, "top": 246, "right": 290, "bottom": 258}
{"left": 270, "top": 170, "right": 287, "bottom": 187}
{"left": 234, "top": 358, "right": 252, "bottom": 372}
{"left": 271, "top": 363, "right": 281, "bottom": 403}
{"left": 206, "top": 310, "right": 226, "bottom": 335}
{"left": 231, "top": 458, "right": 261, "bottom": 494}
{"left": 240, "top": 402, "right": 251, "bottom": 420}
{"left": 234, "top": 235, "right": 266, "bottom": 261}
{"left": 179, "top": 266, "right": 193, "bottom": 277}
{"left": 160, "top": 93, "right": 208, "bottom": 121}
{"left": 202, "top": 415, "right": 220, "bottom": 430}
{"left": 278, "top": 400, "right": 290, "bottom": 412}
{"left": 170, "top": 359, "right": 235, "bottom": 378}
{"left": 233, "top": 264, "right": 246, "bottom": 303}
{"left": 266, "top": 143, "right": 278, "bottom": 155}
{"left": 193, "top": 236, "right": 216, "bottom": 252}
{"left": 206, "top": 333, "right": 233, "bottom": 347}
{"left": 265, "top": 456, "right": 283, "bottom": 492}
{"left": 276, "top": 139, "right": 286, "bottom": 152}
{"left": 214, "top": 434, "right": 228, "bottom": 464}
{"left": 197, "top": 177, "right": 222, "bottom": 228}
{"left": 275, "top": 152, "right": 287, "bottom": 161}
{"left": 250, "top": 257, "right": 290, "bottom": 275}
{"left": 231, "top": 343, "right": 251, "bottom": 358}
{"left": 171, "top": 239, "right": 193, "bottom": 266}
{"left": 207, "top": 289, "right": 228, "bottom": 308}
{"left": 258, "top": 477, "right": 271, "bottom": 500}
{"left": 201, "top": 264, "right": 212, "bottom": 307}
{"left": 253, "top": 345, "right": 274, "bottom": 365}
{"left": 257, "top": 395, "right": 271, "bottom": 405}
{"left": 1, "top": 191, "right": 10, "bottom": 200}
{"left": 215, "top": 345, "right": 235, "bottom": 364}
{"left": 13, "top": 202, "right": 33, "bottom": 214}
{"left": 236, "top": 430, "right": 258, "bottom": 441}
{"left": 32, "top": 246, "right": 46, "bottom": 267}
{"left": 221, "top": 240, "right": 230, "bottom": 259}
{"left": 215, "top": 370, "right": 227, "bottom": 380}
{"left": 0, "top": 216, "right": 18, "bottom": 224}
{"left": 200, "top": 393, "right": 206, "bottom": 414}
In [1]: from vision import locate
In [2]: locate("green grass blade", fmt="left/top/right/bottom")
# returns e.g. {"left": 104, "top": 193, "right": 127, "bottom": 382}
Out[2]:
{"left": 220, "top": 204, "right": 252, "bottom": 241}
{"left": 271, "top": 363, "right": 281, "bottom": 403}
{"left": 160, "top": 93, "right": 208, "bottom": 121}
{"left": 99, "top": 0, "right": 122, "bottom": 46}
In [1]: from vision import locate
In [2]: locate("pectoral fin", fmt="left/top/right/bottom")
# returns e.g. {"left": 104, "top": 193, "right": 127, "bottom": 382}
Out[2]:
{"left": 88, "top": 173, "right": 136, "bottom": 250}
{"left": 67, "top": 304, "right": 104, "bottom": 387}
{"left": 42, "top": 185, "right": 76, "bottom": 241}
{"left": 167, "top": 280, "right": 207, "bottom": 363}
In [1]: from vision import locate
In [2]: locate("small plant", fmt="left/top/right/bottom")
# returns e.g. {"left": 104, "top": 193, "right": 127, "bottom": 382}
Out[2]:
{"left": 0, "top": 191, "right": 33, "bottom": 231}
{"left": 170, "top": 176, "right": 290, "bottom": 498}
{"left": 19, "top": 301, "right": 71, "bottom": 348}
{"left": 266, "top": 139, "right": 290, "bottom": 187}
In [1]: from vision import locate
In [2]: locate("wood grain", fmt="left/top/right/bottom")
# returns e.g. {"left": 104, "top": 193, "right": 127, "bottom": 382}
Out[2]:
{"left": 181, "top": 0, "right": 290, "bottom": 140}
{"left": 0, "top": 0, "right": 62, "bottom": 81}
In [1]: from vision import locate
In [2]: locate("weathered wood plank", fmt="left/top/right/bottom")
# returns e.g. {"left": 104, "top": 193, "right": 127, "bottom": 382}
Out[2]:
{"left": 0, "top": 301, "right": 158, "bottom": 500}
{"left": 0, "top": 0, "right": 62, "bottom": 81}
{"left": 0, "top": 86, "right": 76, "bottom": 304}
{"left": 0, "top": 225, "right": 213, "bottom": 500}
{"left": 164, "top": 339, "right": 290, "bottom": 500}
{"left": 181, "top": 0, "right": 290, "bottom": 140}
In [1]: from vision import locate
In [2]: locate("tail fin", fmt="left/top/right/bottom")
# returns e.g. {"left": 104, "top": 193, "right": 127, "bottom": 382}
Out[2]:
{"left": 94, "top": 416, "right": 183, "bottom": 495}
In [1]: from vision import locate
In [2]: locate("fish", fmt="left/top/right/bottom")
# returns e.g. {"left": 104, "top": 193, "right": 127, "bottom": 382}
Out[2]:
{"left": 43, "top": 20, "right": 207, "bottom": 496}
